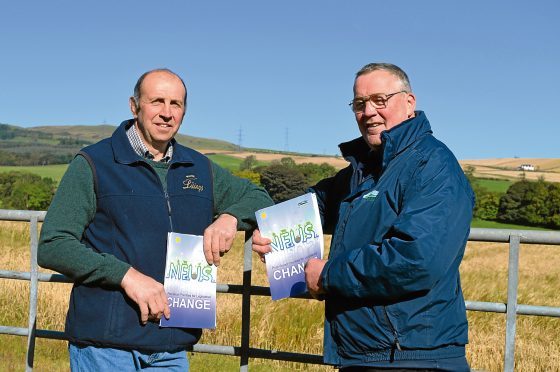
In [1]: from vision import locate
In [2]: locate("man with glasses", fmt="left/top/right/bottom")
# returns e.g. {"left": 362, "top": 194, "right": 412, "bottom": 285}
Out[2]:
{"left": 39, "top": 68, "right": 273, "bottom": 371}
{"left": 253, "top": 63, "right": 474, "bottom": 371}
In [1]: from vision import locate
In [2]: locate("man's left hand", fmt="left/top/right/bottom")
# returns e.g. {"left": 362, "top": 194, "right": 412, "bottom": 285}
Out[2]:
{"left": 305, "top": 258, "right": 327, "bottom": 301}
{"left": 203, "top": 213, "right": 238, "bottom": 266}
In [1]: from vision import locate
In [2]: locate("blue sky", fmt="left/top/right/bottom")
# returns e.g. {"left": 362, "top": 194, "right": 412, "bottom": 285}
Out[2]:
{"left": 1, "top": 1, "right": 559, "bottom": 160}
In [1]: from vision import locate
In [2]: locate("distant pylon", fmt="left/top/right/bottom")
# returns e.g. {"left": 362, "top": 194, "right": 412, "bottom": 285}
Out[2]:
{"left": 285, "top": 127, "right": 289, "bottom": 152}
{"left": 237, "top": 126, "right": 243, "bottom": 152}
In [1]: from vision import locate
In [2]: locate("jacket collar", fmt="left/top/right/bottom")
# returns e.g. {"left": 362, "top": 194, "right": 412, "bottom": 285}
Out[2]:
{"left": 111, "top": 119, "right": 194, "bottom": 165}
{"left": 339, "top": 111, "right": 432, "bottom": 171}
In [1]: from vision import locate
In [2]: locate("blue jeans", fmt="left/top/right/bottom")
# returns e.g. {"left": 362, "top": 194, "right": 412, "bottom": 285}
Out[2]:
{"left": 69, "top": 343, "right": 189, "bottom": 371}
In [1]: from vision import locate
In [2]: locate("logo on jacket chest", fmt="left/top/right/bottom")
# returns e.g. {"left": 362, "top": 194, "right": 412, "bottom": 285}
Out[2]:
{"left": 182, "top": 175, "right": 204, "bottom": 192}
{"left": 362, "top": 190, "right": 379, "bottom": 201}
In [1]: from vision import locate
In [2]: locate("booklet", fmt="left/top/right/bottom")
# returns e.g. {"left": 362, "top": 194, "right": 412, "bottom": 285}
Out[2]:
{"left": 160, "top": 232, "right": 216, "bottom": 329}
{"left": 255, "top": 193, "right": 324, "bottom": 300}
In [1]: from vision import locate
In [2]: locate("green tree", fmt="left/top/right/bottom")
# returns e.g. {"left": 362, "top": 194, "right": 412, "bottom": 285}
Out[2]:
{"left": 523, "top": 178, "right": 549, "bottom": 225}
{"left": 547, "top": 183, "right": 560, "bottom": 228}
{"left": 260, "top": 163, "right": 307, "bottom": 203}
{"left": 296, "top": 162, "right": 337, "bottom": 186}
{"left": 464, "top": 167, "right": 501, "bottom": 221}
{"left": 474, "top": 192, "right": 500, "bottom": 220}
{"left": 239, "top": 155, "right": 258, "bottom": 171}
{"left": 279, "top": 157, "right": 297, "bottom": 168}
{"left": 497, "top": 179, "right": 560, "bottom": 229}
{"left": 0, "top": 172, "right": 56, "bottom": 210}
{"left": 497, "top": 180, "right": 535, "bottom": 224}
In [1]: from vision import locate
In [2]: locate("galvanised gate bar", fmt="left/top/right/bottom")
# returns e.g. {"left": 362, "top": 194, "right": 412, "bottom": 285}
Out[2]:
{"left": 1, "top": 209, "right": 559, "bottom": 372}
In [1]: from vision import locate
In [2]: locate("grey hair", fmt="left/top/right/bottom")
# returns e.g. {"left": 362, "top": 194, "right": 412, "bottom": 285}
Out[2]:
{"left": 132, "top": 68, "right": 187, "bottom": 108}
{"left": 355, "top": 63, "right": 412, "bottom": 92}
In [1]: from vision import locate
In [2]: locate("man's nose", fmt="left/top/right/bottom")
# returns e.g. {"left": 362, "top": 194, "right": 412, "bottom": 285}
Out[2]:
{"left": 363, "top": 100, "right": 378, "bottom": 116}
{"left": 160, "top": 103, "right": 172, "bottom": 120}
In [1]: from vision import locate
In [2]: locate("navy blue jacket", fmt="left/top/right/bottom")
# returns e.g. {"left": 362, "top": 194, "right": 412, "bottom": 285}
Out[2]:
{"left": 66, "top": 122, "right": 213, "bottom": 351}
{"left": 312, "top": 112, "right": 474, "bottom": 366}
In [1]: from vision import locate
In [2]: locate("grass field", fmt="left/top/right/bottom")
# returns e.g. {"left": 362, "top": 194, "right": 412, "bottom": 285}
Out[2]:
{"left": 470, "top": 218, "right": 551, "bottom": 230}
{"left": 0, "top": 164, "right": 68, "bottom": 183}
{"left": 474, "top": 178, "right": 513, "bottom": 194}
{"left": 0, "top": 221, "right": 559, "bottom": 371}
{"left": 0, "top": 153, "right": 248, "bottom": 183}
{"left": 205, "top": 153, "right": 266, "bottom": 172}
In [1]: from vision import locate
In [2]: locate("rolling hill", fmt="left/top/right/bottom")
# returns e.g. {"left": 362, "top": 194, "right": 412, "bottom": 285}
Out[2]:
{"left": 0, "top": 122, "right": 240, "bottom": 166}
{"left": 1, "top": 122, "right": 346, "bottom": 167}
{"left": 28, "top": 124, "right": 241, "bottom": 151}
{"left": 2, "top": 122, "right": 558, "bottom": 182}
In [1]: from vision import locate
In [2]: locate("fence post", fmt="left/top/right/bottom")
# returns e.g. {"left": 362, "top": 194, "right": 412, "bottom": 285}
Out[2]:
{"left": 26, "top": 216, "right": 39, "bottom": 372}
{"left": 239, "top": 233, "right": 253, "bottom": 371}
{"left": 503, "top": 234, "right": 521, "bottom": 372}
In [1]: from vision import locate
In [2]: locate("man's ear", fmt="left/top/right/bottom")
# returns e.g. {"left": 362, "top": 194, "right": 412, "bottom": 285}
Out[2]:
{"left": 406, "top": 92, "right": 416, "bottom": 117}
{"left": 129, "top": 97, "right": 138, "bottom": 118}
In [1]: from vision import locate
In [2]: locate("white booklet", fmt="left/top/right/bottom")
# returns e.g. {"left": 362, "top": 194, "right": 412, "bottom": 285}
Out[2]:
{"left": 160, "top": 232, "right": 216, "bottom": 329}
{"left": 255, "top": 193, "right": 324, "bottom": 300}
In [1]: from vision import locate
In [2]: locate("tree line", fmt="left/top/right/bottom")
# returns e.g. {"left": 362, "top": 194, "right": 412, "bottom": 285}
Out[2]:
{"left": 232, "top": 156, "right": 338, "bottom": 203}
{"left": 0, "top": 149, "right": 77, "bottom": 166}
{"left": 466, "top": 166, "right": 560, "bottom": 229}
{"left": 2, "top": 158, "right": 559, "bottom": 230}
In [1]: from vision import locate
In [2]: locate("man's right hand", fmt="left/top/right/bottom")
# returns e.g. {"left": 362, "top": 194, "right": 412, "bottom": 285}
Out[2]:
{"left": 251, "top": 229, "right": 272, "bottom": 263}
{"left": 120, "top": 267, "right": 170, "bottom": 325}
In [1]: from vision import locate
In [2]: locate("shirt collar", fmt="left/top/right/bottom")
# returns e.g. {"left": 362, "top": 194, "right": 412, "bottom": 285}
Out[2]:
{"left": 125, "top": 122, "right": 173, "bottom": 163}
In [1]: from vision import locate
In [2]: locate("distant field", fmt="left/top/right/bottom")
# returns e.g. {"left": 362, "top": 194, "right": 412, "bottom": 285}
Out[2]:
{"left": 461, "top": 158, "right": 560, "bottom": 172}
{"left": 461, "top": 158, "right": 560, "bottom": 183}
{"left": 0, "top": 151, "right": 337, "bottom": 181}
{"left": 470, "top": 218, "right": 551, "bottom": 230}
{"left": 474, "top": 178, "right": 513, "bottom": 194}
{"left": 201, "top": 150, "right": 349, "bottom": 169}
{"left": 0, "top": 154, "right": 248, "bottom": 181}
{"left": 206, "top": 154, "right": 244, "bottom": 171}
{"left": 206, "top": 153, "right": 267, "bottom": 171}
{"left": 0, "top": 164, "right": 68, "bottom": 183}
{"left": 0, "top": 154, "right": 553, "bottom": 189}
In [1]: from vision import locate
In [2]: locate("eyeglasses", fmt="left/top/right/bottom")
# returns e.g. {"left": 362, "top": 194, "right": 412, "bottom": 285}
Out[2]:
{"left": 349, "top": 90, "right": 407, "bottom": 113}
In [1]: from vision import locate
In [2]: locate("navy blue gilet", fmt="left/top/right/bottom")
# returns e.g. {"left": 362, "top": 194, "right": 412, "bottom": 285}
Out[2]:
{"left": 65, "top": 120, "right": 214, "bottom": 352}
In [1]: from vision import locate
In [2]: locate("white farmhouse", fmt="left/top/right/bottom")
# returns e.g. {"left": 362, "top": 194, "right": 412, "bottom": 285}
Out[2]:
{"left": 518, "top": 164, "right": 535, "bottom": 171}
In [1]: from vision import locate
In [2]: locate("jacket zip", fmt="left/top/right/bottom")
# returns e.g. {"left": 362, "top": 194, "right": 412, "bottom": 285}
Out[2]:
{"left": 383, "top": 306, "right": 401, "bottom": 362}
{"left": 164, "top": 191, "right": 174, "bottom": 232}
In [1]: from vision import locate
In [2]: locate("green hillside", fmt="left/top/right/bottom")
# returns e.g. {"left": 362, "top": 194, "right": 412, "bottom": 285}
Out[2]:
{"left": 0, "top": 122, "right": 239, "bottom": 166}
{"left": 29, "top": 124, "right": 239, "bottom": 151}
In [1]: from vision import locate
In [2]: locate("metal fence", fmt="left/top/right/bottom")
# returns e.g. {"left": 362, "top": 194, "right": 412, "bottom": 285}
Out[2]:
{"left": 1, "top": 209, "right": 560, "bottom": 372}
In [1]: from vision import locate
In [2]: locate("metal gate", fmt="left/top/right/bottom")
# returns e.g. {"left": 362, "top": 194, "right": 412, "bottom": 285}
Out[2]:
{"left": 1, "top": 209, "right": 559, "bottom": 371}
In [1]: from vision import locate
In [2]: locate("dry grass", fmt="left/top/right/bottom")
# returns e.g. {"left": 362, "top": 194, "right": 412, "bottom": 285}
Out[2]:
{"left": 0, "top": 221, "right": 72, "bottom": 371}
{"left": 1, "top": 221, "right": 559, "bottom": 371}
{"left": 462, "top": 242, "right": 560, "bottom": 371}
